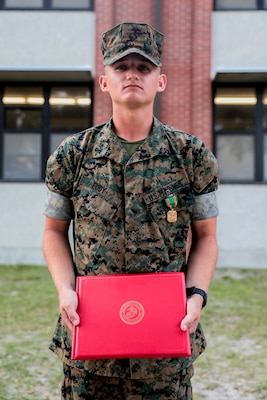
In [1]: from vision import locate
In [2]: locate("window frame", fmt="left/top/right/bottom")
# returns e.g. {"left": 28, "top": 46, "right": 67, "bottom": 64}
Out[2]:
{"left": 214, "top": 0, "right": 267, "bottom": 10}
{"left": 0, "top": 86, "right": 4, "bottom": 179}
{"left": 0, "top": 0, "right": 94, "bottom": 11}
{"left": 213, "top": 83, "right": 266, "bottom": 184}
{"left": 0, "top": 82, "right": 93, "bottom": 182}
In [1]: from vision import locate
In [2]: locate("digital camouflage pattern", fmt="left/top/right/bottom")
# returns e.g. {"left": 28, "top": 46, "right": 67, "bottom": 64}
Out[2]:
{"left": 45, "top": 117, "right": 219, "bottom": 381}
{"left": 101, "top": 22, "right": 164, "bottom": 66}
{"left": 62, "top": 363, "right": 194, "bottom": 399}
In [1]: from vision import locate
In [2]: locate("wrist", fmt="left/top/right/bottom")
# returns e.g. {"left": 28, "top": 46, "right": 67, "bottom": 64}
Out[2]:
{"left": 58, "top": 285, "right": 76, "bottom": 297}
{"left": 186, "top": 286, "right": 207, "bottom": 308}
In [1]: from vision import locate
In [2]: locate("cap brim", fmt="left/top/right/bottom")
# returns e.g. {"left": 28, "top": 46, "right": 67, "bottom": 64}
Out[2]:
{"left": 103, "top": 48, "right": 161, "bottom": 67}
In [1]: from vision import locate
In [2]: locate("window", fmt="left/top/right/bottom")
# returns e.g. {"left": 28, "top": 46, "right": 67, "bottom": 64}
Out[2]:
{"left": 0, "top": 84, "right": 92, "bottom": 181}
{"left": 264, "top": 89, "right": 267, "bottom": 179}
{"left": 0, "top": 0, "right": 93, "bottom": 10}
{"left": 213, "top": 86, "right": 267, "bottom": 182}
{"left": 6, "top": 0, "right": 42, "bottom": 7}
{"left": 49, "top": 86, "right": 91, "bottom": 152}
{"left": 51, "top": 0, "right": 91, "bottom": 8}
{"left": 214, "top": 0, "right": 267, "bottom": 9}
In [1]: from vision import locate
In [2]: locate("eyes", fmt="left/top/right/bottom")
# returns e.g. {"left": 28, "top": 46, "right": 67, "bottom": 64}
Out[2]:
{"left": 114, "top": 62, "right": 154, "bottom": 73}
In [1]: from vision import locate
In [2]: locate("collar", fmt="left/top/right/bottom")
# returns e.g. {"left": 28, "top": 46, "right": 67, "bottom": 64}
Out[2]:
{"left": 92, "top": 117, "right": 172, "bottom": 165}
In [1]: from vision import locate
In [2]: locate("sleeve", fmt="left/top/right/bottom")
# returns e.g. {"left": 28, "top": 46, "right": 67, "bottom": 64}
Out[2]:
{"left": 191, "top": 136, "right": 219, "bottom": 195}
{"left": 192, "top": 192, "right": 219, "bottom": 220}
{"left": 45, "top": 135, "right": 78, "bottom": 198}
{"left": 43, "top": 190, "right": 74, "bottom": 221}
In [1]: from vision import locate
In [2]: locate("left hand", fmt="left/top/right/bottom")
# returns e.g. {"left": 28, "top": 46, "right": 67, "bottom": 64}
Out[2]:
{"left": 180, "top": 295, "right": 203, "bottom": 333}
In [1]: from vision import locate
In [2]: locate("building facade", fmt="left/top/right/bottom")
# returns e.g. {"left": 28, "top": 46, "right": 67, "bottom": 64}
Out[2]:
{"left": 0, "top": 0, "right": 267, "bottom": 267}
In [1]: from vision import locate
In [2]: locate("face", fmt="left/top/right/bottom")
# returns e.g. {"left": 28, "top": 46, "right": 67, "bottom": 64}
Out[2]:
{"left": 99, "top": 54, "right": 167, "bottom": 109}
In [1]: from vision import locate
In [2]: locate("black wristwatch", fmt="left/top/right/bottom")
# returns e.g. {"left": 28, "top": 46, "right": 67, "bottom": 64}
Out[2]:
{"left": 186, "top": 287, "right": 207, "bottom": 308}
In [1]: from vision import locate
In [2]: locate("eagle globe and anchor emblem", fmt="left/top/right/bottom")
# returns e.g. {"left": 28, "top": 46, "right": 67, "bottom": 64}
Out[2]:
{"left": 119, "top": 300, "right": 145, "bottom": 325}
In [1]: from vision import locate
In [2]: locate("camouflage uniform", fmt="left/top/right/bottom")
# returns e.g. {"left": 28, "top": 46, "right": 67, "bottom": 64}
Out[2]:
{"left": 61, "top": 363, "right": 194, "bottom": 399}
{"left": 44, "top": 116, "right": 219, "bottom": 398}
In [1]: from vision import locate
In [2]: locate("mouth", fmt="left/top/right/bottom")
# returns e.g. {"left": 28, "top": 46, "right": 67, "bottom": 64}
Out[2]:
{"left": 123, "top": 84, "right": 142, "bottom": 90}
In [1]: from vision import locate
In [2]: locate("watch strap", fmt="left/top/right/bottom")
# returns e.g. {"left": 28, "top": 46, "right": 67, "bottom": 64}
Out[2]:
{"left": 186, "top": 286, "right": 207, "bottom": 308}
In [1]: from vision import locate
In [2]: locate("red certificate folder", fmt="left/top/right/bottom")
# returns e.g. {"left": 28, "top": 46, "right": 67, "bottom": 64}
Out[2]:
{"left": 71, "top": 272, "right": 191, "bottom": 360}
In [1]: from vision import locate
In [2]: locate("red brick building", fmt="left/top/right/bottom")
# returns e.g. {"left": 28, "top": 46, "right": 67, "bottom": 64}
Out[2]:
{"left": 93, "top": 0, "right": 213, "bottom": 149}
{"left": 1, "top": 1, "right": 267, "bottom": 268}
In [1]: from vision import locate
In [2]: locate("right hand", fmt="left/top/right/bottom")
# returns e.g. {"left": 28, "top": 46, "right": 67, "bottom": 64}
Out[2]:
{"left": 59, "top": 289, "right": 80, "bottom": 331}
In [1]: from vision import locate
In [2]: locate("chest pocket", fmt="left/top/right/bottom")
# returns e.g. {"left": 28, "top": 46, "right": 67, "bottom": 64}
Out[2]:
{"left": 72, "top": 177, "right": 122, "bottom": 222}
{"left": 143, "top": 184, "right": 194, "bottom": 225}
{"left": 71, "top": 177, "right": 123, "bottom": 265}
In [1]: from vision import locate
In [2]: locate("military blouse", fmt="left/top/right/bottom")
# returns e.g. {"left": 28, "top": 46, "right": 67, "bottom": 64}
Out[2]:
{"left": 45, "top": 117, "right": 219, "bottom": 379}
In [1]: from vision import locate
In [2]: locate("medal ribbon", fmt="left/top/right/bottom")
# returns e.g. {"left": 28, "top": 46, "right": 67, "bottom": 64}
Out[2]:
{"left": 165, "top": 195, "right": 178, "bottom": 209}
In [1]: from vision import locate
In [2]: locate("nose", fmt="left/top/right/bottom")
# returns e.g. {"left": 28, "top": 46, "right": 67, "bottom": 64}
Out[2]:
{"left": 126, "top": 68, "right": 139, "bottom": 80}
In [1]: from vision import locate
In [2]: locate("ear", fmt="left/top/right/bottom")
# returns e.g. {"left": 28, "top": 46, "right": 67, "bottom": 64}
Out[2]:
{"left": 157, "top": 74, "right": 167, "bottom": 93}
{"left": 99, "top": 75, "right": 108, "bottom": 92}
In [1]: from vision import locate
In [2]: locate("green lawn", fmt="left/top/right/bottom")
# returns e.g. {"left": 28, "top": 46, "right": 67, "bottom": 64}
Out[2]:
{"left": 0, "top": 265, "right": 61, "bottom": 400}
{"left": 193, "top": 268, "right": 267, "bottom": 399}
{"left": 0, "top": 265, "right": 267, "bottom": 399}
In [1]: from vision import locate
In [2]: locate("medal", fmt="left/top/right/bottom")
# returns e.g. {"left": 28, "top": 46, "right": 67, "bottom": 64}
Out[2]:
{"left": 167, "top": 209, "right": 177, "bottom": 223}
{"left": 165, "top": 194, "right": 178, "bottom": 223}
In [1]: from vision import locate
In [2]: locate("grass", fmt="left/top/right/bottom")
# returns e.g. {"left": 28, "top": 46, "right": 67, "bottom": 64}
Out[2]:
{"left": 193, "top": 268, "right": 267, "bottom": 400}
{"left": 0, "top": 265, "right": 267, "bottom": 399}
{"left": 0, "top": 265, "right": 61, "bottom": 400}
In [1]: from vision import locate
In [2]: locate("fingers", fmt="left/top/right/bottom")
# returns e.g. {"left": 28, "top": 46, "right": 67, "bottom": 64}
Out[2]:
{"left": 180, "top": 315, "right": 198, "bottom": 333}
{"left": 180, "top": 296, "right": 202, "bottom": 333}
{"left": 59, "top": 289, "right": 80, "bottom": 330}
{"left": 61, "top": 308, "right": 80, "bottom": 330}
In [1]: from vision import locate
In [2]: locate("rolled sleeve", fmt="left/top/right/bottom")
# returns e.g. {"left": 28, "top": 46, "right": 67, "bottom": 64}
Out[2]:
{"left": 192, "top": 192, "right": 219, "bottom": 220}
{"left": 43, "top": 190, "right": 73, "bottom": 221}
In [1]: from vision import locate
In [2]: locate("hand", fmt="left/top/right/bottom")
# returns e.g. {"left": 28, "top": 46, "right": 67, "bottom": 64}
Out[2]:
{"left": 180, "top": 295, "right": 203, "bottom": 333}
{"left": 59, "top": 288, "right": 80, "bottom": 331}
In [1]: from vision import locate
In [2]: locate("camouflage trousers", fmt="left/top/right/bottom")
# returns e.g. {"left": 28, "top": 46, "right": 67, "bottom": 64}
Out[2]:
{"left": 61, "top": 363, "right": 194, "bottom": 400}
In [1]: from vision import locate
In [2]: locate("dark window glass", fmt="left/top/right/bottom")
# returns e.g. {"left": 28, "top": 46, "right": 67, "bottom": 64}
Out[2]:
{"left": 3, "top": 133, "right": 41, "bottom": 180}
{"left": 263, "top": 135, "right": 267, "bottom": 182}
{"left": 5, "top": 109, "right": 42, "bottom": 131}
{"left": 264, "top": 89, "right": 267, "bottom": 180}
{"left": 5, "top": 0, "right": 42, "bottom": 7}
{"left": 1, "top": 84, "right": 92, "bottom": 181}
{"left": 49, "top": 86, "right": 91, "bottom": 132}
{"left": 215, "top": 0, "right": 257, "bottom": 9}
{"left": 263, "top": 88, "right": 267, "bottom": 132}
{"left": 3, "top": 0, "right": 93, "bottom": 9}
{"left": 214, "top": 86, "right": 267, "bottom": 182}
{"left": 52, "top": 0, "right": 91, "bottom": 8}
{"left": 216, "top": 134, "right": 254, "bottom": 180}
{"left": 49, "top": 86, "right": 91, "bottom": 153}
{"left": 214, "top": 88, "right": 256, "bottom": 132}
{"left": 3, "top": 87, "right": 43, "bottom": 131}
{"left": 2, "top": 87, "right": 43, "bottom": 180}
{"left": 264, "top": 134, "right": 267, "bottom": 180}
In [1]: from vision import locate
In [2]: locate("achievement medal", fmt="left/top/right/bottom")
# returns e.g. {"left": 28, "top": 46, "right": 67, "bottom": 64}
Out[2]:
{"left": 165, "top": 194, "right": 178, "bottom": 223}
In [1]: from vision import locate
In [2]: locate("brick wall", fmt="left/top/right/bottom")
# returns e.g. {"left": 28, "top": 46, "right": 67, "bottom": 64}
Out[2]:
{"left": 93, "top": 0, "right": 155, "bottom": 126}
{"left": 93, "top": 0, "right": 213, "bottom": 149}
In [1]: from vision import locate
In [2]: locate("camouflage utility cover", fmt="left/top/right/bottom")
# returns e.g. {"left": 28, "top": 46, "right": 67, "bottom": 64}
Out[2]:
{"left": 101, "top": 22, "right": 164, "bottom": 66}
{"left": 45, "top": 117, "right": 219, "bottom": 379}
